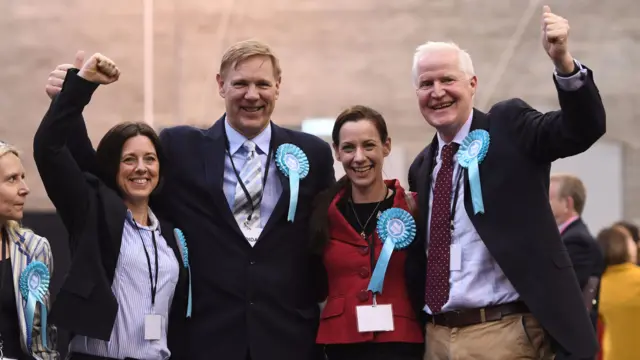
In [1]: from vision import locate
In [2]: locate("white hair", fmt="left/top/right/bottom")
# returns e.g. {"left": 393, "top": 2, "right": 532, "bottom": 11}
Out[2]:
{"left": 412, "top": 41, "right": 475, "bottom": 87}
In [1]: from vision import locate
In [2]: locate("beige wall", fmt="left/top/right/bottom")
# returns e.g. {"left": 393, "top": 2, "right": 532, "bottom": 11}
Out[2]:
{"left": 1, "top": 0, "right": 637, "bottom": 223}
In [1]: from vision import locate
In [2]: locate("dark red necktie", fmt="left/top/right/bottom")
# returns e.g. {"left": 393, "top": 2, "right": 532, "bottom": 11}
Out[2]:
{"left": 425, "top": 143, "right": 458, "bottom": 313}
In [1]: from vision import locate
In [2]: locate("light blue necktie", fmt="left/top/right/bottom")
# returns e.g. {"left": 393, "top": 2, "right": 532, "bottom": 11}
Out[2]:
{"left": 233, "top": 140, "right": 263, "bottom": 229}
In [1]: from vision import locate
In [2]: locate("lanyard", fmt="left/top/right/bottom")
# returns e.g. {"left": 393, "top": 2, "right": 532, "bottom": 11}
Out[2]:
{"left": 432, "top": 146, "right": 464, "bottom": 232}
{"left": 135, "top": 225, "right": 159, "bottom": 308}
{"left": 224, "top": 131, "right": 274, "bottom": 223}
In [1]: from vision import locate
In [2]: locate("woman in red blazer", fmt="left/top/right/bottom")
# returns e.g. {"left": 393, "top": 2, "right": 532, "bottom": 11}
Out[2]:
{"left": 310, "top": 105, "right": 424, "bottom": 360}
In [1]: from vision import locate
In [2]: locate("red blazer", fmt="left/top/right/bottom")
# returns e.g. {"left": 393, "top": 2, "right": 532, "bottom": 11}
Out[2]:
{"left": 316, "top": 179, "right": 424, "bottom": 344}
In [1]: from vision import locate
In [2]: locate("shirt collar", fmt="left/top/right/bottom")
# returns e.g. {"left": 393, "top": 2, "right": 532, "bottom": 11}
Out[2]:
{"left": 126, "top": 207, "right": 160, "bottom": 231}
{"left": 224, "top": 117, "right": 272, "bottom": 155}
{"left": 437, "top": 110, "right": 474, "bottom": 154}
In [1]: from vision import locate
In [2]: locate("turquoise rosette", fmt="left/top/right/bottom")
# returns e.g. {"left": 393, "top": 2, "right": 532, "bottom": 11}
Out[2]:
{"left": 368, "top": 208, "right": 416, "bottom": 294}
{"left": 19, "top": 261, "right": 50, "bottom": 350}
{"left": 275, "top": 144, "right": 310, "bottom": 222}
{"left": 173, "top": 228, "right": 192, "bottom": 318}
{"left": 457, "top": 129, "right": 490, "bottom": 214}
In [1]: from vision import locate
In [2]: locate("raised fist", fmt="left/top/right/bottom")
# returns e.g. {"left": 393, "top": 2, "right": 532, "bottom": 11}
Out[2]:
{"left": 541, "top": 5, "right": 574, "bottom": 72}
{"left": 45, "top": 50, "right": 85, "bottom": 99}
{"left": 78, "top": 53, "right": 120, "bottom": 85}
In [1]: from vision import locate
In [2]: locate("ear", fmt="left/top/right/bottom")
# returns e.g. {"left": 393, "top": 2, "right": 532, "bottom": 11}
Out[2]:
{"left": 469, "top": 75, "right": 478, "bottom": 97}
{"left": 382, "top": 137, "right": 392, "bottom": 157}
{"left": 216, "top": 73, "right": 225, "bottom": 98}
{"left": 332, "top": 143, "right": 341, "bottom": 162}
{"left": 566, "top": 196, "right": 575, "bottom": 212}
{"left": 274, "top": 76, "right": 281, "bottom": 101}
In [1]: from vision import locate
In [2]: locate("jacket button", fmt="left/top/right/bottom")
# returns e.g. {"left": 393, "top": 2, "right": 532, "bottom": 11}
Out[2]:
{"left": 359, "top": 268, "right": 370, "bottom": 278}
{"left": 359, "top": 247, "right": 369, "bottom": 255}
{"left": 356, "top": 290, "right": 369, "bottom": 302}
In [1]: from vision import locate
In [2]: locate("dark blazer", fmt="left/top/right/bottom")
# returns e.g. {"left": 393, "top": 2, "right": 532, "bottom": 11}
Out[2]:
{"left": 33, "top": 70, "right": 189, "bottom": 358}
{"left": 152, "top": 116, "right": 335, "bottom": 360}
{"left": 406, "top": 68, "right": 605, "bottom": 359}
{"left": 561, "top": 218, "right": 605, "bottom": 329}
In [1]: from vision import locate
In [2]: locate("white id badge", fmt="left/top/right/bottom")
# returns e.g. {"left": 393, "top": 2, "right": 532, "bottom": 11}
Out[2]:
{"left": 450, "top": 244, "right": 462, "bottom": 271}
{"left": 241, "top": 227, "right": 263, "bottom": 246}
{"left": 356, "top": 303, "right": 394, "bottom": 332}
{"left": 144, "top": 314, "right": 163, "bottom": 340}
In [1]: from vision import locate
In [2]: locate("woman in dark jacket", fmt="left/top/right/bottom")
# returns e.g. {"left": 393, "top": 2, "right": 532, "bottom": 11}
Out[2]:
{"left": 310, "top": 106, "right": 424, "bottom": 360}
{"left": 33, "top": 53, "right": 190, "bottom": 360}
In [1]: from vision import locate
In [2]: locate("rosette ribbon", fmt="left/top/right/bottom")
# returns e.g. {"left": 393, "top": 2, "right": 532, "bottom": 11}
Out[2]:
{"left": 174, "top": 228, "right": 192, "bottom": 318}
{"left": 275, "top": 144, "right": 310, "bottom": 222}
{"left": 457, "top": 129, "right": 490, "bottom": 215}
{"left": 368, "top": 208, "right": 416, "bottom": 294}
{"left": 19, "top": 261, "right": 50, "bottom": 350}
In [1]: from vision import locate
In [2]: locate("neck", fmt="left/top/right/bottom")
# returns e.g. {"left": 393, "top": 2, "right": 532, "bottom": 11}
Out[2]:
{"left": 126, "top": 200, "right": 150, "bottom": 226}
{"left": 558, "top": 212, "right": 579, "bottom": 226}
{"left": 226, "top": 117, "right": 269, "bottom": 140}
{"left": 437, "top": 109, "right": 472, "bottom": 143}
{"left": 351, "top": 179, "right": 388, "bottom": 204}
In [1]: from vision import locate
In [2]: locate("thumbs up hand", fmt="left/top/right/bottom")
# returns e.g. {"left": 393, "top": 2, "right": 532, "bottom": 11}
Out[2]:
{"left": 541, "top": 5, "right": 575, "bottom": 73}
{"left": 77, "top": 53, "right": 120, "bottom": 85}
{"left": 45, "top": 50, "right": 86, "bottom": 99}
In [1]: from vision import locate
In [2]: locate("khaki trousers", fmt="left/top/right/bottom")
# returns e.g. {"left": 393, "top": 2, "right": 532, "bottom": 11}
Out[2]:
{"left": 424, "top": 314, "right": 554, "bottom": 360}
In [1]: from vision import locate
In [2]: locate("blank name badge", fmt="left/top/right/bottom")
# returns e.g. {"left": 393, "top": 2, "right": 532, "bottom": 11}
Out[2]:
{"left": 356, "top": 303, "right": 394, "bottom": 332}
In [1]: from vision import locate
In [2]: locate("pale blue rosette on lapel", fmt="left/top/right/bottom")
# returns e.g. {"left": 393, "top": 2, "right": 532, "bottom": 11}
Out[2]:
{"left": 173, "top": 228, "right": 192, "bottom": 318}
{"left": 19, "top": 261, "right": 50, "bottom": 350}
{"left": 275, "top": 144, "right": 310, "bottom": 222}
{"left": 368, "top": 208, "right": 416, "bottom": 294}
{"left": 457, "top": 129, "right": 490, "bottom": 215}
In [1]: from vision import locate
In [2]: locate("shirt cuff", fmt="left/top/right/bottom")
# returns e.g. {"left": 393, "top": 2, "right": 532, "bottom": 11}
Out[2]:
{"left": 553, "top": 59, "right": 588, "bottom": 91}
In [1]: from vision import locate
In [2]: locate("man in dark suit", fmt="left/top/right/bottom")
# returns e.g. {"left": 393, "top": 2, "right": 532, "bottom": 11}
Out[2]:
{"left": 405, "top": 6, "right": 605, "bottom": 360}
{"left": 549, "top": 173, "right": 605, "bottom": 333}
{"left": 44, "top": 40, "right": 335, "bottom": 360}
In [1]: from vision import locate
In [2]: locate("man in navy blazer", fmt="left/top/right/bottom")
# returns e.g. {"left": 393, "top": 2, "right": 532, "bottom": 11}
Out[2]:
{"left": 45, "top": 40, "right": 335, "bottom": 360}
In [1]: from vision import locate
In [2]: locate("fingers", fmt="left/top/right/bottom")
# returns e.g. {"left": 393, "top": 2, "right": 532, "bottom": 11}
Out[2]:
{"left": 542, "top": 5, "right": 551, "bottom": 14}
{"left": 74, "top": 50, "right": 85, "bottom": 69}
{"left": 95, "top": 54, "right": 120, "bottom": 79}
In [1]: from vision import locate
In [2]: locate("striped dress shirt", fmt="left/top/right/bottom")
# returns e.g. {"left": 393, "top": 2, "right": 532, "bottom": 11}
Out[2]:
{"left": 69, "top": 209, "right": 180, "bottom": 360}
{"left": 7, "top": 225, "right": 59, "bottom": 360}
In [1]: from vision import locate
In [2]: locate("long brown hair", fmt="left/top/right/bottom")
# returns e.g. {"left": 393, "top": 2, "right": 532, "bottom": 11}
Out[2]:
{"left": 309, "top": 105, "right": 389, "bottom": 254}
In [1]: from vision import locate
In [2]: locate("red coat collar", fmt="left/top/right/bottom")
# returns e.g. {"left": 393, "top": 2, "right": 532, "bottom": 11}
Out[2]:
{"left": 327, "top": 179, "right": 414, "bottom": 246}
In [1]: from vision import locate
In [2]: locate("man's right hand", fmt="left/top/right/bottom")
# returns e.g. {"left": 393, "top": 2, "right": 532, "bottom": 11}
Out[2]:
{"left": 78, "top": 52, "right": 120, "bottom": 85}
{"left": 45, "top": 50, "right": 85, "bottom": 99}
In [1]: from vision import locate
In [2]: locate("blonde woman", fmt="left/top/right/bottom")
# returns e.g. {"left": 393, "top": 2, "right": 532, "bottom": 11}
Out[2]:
{"left": 0, "top": 141, "right": 58, "bottom": 360}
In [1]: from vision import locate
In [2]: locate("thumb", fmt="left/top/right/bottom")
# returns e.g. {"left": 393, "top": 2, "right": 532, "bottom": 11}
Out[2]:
{"left": 74, "top": 50, "right": 85, "bottom": 69}
{"left": 542, "top": 5, "right": 551, "bottom": 14}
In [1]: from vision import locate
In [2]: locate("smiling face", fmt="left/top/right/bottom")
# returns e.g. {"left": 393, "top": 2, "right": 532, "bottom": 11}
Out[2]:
{"left": 216, "top": 55, "right": 280, "bottom": 139}
{"left": 333, "top": 119, "right": 391, "bottom": 190}
{"left": 116, "top": 135, "right": 160, "bottom": 206}
{"left": 0, "top": 152, "right": 29, "bottom": 223}
{"left": 415, "top": 48, "right": 477, "bottom": 140}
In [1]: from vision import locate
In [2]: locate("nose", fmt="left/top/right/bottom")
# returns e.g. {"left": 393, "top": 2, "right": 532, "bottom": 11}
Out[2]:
{"left": 244, "top": 84, "right": 260, "bottom": 100}
{"left": 353, "top": 147, "right": 366, "bottom": 162}
{"left": 19, "top": 180, "right": 29, "bottom": 196}
{"left": 134, "top": 159, "right": 148, "bottom": 173}
{"left": 431, "top": 81, "right": 446, "bottom": 98}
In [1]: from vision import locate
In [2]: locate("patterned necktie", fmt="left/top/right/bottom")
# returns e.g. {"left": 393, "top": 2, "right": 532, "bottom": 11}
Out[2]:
{"left": 233, "top": 140, "right": 263, "bottom": 229}
{"left": 425, "top": 143, "right": 458, "bottom": 313}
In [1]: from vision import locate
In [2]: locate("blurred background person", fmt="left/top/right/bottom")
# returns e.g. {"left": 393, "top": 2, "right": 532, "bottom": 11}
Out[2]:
{"left": 612, "top": 221, "right": 640, "bottom": 264}
{"left": 310, "top": 106, "right": 424, "bottom": 360}
{"left": 0, "top": 141, "right": 59, "bottom": 360}
{"left": 596, "top": 226, "right": 640, "bottom": 360}
{"left": 549, "top": 173, "right": 604, "bottom": 330}
{"left": 33, "top": 53, "right": 189, "bottom": 360}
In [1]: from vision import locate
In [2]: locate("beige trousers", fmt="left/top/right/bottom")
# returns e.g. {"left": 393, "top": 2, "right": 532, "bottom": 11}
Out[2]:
{"left": 424, "top": 314, "right": 554, "bottom": 360}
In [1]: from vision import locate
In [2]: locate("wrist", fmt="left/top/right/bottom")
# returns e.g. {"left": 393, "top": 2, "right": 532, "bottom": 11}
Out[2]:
{"left": 554, "top": 54, "right": 576, "bottom": 75}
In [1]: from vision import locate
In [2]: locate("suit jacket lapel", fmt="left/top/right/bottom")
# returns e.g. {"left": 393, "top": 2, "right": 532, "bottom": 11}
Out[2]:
{"left": 260, "top": 123, "right": 291, "bottom": 239}
{"left": 204, "top": 115, "right": 244, "bottom": 237}
{"left": 463, "top": 109, "right": 490, "bottom": 219}
{"left": 417, "top": 135, "right": 438, "bottom": 244}
{"left": 10, "top": 234, "right": 29, "bottom": 353}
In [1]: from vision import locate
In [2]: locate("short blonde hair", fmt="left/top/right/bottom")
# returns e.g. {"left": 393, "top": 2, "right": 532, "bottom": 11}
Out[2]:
{"left": 219, "top": 39, "right": 282, "bottom": 79}
{"left": 412, "top": 41, "right": 475, "bottom": 86}
{"left": 0, "top": 141, "right": 21, "bottom": 231}
{"left": 550, "top": 173, "right": 587, "bottom": 215}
